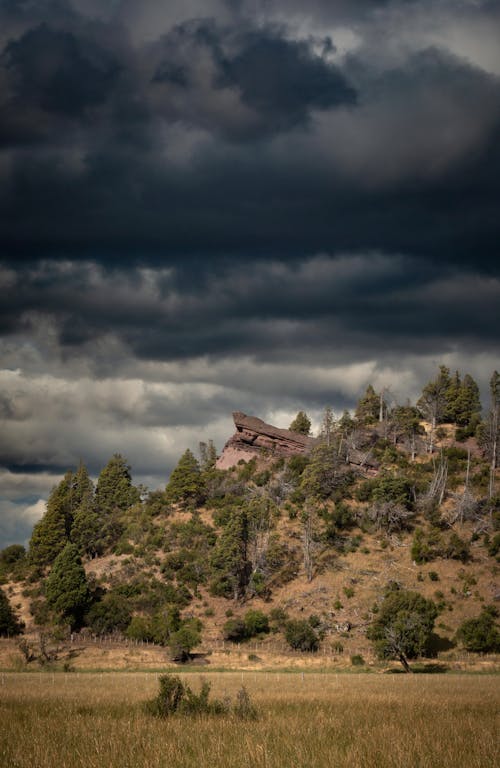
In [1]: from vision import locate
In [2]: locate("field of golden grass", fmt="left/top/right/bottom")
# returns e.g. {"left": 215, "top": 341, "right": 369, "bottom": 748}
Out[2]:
{"left": 0, "top": 671, "right": 498, "bottom": 768}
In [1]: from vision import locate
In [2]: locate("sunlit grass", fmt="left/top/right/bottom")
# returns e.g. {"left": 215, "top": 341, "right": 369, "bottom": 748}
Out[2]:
{"left": 0, "top": 672, "right": 498, "bottom": 768}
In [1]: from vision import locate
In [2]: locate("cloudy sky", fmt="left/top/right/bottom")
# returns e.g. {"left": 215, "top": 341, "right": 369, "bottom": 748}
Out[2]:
{"left": 1, "top": 0, "right": 499, "bottom": 548}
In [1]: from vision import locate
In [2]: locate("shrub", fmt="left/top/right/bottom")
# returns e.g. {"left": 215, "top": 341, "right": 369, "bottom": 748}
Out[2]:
{"left": 444, "top": 533, "right": 470, "bottom": 563}
{"left": 284, "top": 619, "right": 319, "bottom": 652}
{"left": 222, "top": 618, "right": 247, "bottom": 642}
{"left": 456, "top": 606, "right": 500, "bottom": 653}
{"left": 244, "top": 609, "right": 269, "bottom": 637}
{"left": 146, "top": 674, "right": 256, "bottom": 718}
{"left": 428, "top": 571, "right": 439, "bottom": 582}
{"left": 351, "top": 654, "right": 365, "bottom": 666}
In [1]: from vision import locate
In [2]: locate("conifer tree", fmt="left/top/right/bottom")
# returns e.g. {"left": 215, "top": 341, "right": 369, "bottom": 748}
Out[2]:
{"left": 166, "top": 449, "right": 205, "bottom": 506}
{"left": 45, "top": 543, "right": 91, "bottom": 630}
{"left": 0, "top": 588, "right": 24, "bottom": 636}
{"left": 28, "top": 477, "right": 72, "bottom": 567}
{"left": 289, "top": 411, "right": 311, "bottom": 435}
{"left": 210, "top": 509, "right": 250, "bottom": 600}
{"left": 355, "top": 385, "right": 380, "bottom": 425}
{"left": 455, "top": 374, "right": 482, "bottom": 431}
{"left": 95, "top": 454, "right": 139, "bottom": 514}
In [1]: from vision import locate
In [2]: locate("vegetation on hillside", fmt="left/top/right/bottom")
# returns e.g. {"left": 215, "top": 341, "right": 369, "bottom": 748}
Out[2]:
{"left": 1, "top": 366, "right": 499, "bottom": 667}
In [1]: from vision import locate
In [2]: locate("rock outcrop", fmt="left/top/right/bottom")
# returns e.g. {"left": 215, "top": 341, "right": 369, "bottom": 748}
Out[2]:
{"left": 216, "top": 412, "right": 316, "bottom": 470}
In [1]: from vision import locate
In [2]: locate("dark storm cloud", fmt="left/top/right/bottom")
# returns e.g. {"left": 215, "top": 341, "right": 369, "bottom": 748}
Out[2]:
{"left": 0, "top": 1, "right": 498, "bottom": 269}
{"left": 2, "top": 256, "right": 499, "bottom": 369}
{"left": 150, "top": 19, "right": 356, "bottom": 138}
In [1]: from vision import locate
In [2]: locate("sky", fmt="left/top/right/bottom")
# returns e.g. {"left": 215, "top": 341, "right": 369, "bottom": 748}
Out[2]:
{"left": 1, "top": 0, "right": 499, "bottom": 548}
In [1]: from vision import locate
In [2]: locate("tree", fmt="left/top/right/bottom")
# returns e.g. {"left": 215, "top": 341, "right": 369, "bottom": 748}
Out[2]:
{"left": 320, "top": 406, "right": 335, "bottom": 447}
{"left": 28, "top": 477, "right": 71, "bottom": 567}
{"left": 454, "top": 374, "right": 481, "bottom": 431}
{"left": 284, "top": 619, "right": 319, "bottom": 652}
{"left": 166, "top": 449, "right": 205, "bottom": 507}
{"left": 209, "top": 509, "right": 250, "bottom": 599}
{"left": 289, "top": 411, "right": 311, "bottom": 435}
{"left": 456, "top": 606, "right": 500, "bottom": 653}
{"left": 300, "top": 444, "right": 344, "bottom": 500}
{"left": 391, "top": 404, "right": 423, "bottom": 460}
{"left": 85, "top": 593, "right": 131, "bottom": 636}
{"left": 168, "top": 618, "right": 202, "bottom": 662}
{"left": 482, "top": 371, "right": 500, "bottom": 500}
{"left": 0, "top": 588, "right": 24, "bottom": 636}
{"left": 417, "top": 366, "right": 452, "bottom": 451}
{"left": 355, "top": 385, "right": 380, "bottom": 425}
{"left": 45, "top": 543, "right": 91, "bottom": 630}
{"left": 367, "top": 587, "right": 438, "bottom": 672}
{"left": 96, "top": 454, "right": 139, "bottom": 514}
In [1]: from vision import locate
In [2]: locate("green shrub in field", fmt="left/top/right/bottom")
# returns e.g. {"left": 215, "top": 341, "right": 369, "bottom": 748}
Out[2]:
{"left": 351, "top": 654, "right": 365, "bottom": 666}
{"left": 146, "top": 674, "right": 256, "bottom": 718}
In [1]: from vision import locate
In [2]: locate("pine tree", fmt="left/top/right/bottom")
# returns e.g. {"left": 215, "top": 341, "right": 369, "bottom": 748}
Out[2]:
{"left": 0, "top": 588, "right": 24, "bottom": 636}
{"left": 209, "top": 510, "right": 250, "bottom": 600}
{"left": 28, "top": 476, "right": 72, "bottom": 567}
{"left": 320, "top": 407, "right": 334, "bottom": 447}
{"left": 45, "top": 543, "right": 91, "bottom": 630}
{"left": 289, "top": 411, "right": 311, "bottom": 435}
{"left": 166, "top": 449, "right": 205, "bottom": 507}
{"left": 455, "top": 374, "right": 482, "bottom": 431}
{"left": 355, "top": 385, "right": 380, "bottom": 425}
{"left": 95, "top": 454, "right": 139, "bottom": 514}
{"left": 417, "top": 366, "right": 452, "bottom": 451}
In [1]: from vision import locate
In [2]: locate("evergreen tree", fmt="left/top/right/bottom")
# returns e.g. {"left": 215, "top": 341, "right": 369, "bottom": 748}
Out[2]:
{"left": 444, "top": 370, "right": 462, "bottom": 422}
{"left": 320, "top": 406, "right": 335, "bottom": 447}
{"left": 355, "top": 385, "right": 380, "bottom": 425}
{"left": 95, "top": 454, "right": 139, "bottom": 514}
{"left": 45, "top": 543, "right": 91, "bottom": 630}
{"left": 28, "top": 478, "right": 71, "bottom": 567}
{"left": 209, "top": 509, "right": 250, "bottom": 600}
{"left": 0, "top": 588, "right": 24, "bottom": 636}
{"left": 417, "top": 366, "right": 452, "bottom": 451}
{"left": 301, "top": 444, "right": 343, "bottom": 500}
{"left": 289, "top": 411, "right": 311, "bottom": 435}
{"left": 198, "top": 440, "right": 217, "bottom": 471}
{"left": 454, "top": 374, "right": 482, "bottom": 435}
{"left": 71, "top": 495, "right": 104, "bottom": 558}
{"left": 166, "top": 449, "right": 205, "bottom": 506}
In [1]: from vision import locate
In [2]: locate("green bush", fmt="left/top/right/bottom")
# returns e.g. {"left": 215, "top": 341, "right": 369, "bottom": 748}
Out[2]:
{"left": 284, "top": 619, "right": 319, "bottom": 652}
{"left": 351, "top": 654, "right": 365, "bottom": 666}
{"left": 222, "top": 618, "right": 247, "bottom": 642}
{"left": 428, "top": 571, "right": 439, "bottom": 582}
{"left": 146, "top": 674, "right": 256, "bottom": 718}
{"left": 244, "top": 609, "right": 269, "bottom": 637}
{"left": 456, "top": 606, "right": 500, "bottom": 653}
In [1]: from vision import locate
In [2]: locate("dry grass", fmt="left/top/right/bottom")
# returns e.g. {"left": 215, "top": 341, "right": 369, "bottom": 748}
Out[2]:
{"left": 0, "top": 672, "right": 498, "bottom": 768}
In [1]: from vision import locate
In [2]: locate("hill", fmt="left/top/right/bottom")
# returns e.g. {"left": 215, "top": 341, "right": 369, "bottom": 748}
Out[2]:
{"left": 1, "top": 380, "right": 499, "bottom": 672}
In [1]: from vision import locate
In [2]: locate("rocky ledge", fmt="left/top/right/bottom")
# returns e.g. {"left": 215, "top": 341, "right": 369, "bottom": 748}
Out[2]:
{"left": 216, "top": 412, "right": 316, "bottom": 470}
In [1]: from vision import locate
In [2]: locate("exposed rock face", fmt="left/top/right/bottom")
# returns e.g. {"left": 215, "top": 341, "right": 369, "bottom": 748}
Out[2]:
{"left": 216, "top": 412, "right": 316, "bottom": 470}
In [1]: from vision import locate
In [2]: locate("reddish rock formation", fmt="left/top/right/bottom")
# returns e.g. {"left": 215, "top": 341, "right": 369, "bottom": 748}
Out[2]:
{"left": 216, "top": 412, "right": 316, "bottom": 470}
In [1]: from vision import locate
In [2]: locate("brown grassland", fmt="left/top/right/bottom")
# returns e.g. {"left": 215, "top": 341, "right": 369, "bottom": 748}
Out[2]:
{"left": 0, "top": 671, "right": 498, "bottom": 768}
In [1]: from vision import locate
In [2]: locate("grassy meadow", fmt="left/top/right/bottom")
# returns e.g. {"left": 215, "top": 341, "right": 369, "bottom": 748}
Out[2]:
{"left": 0, "top": 671, "right": 498, "bottom": 768}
